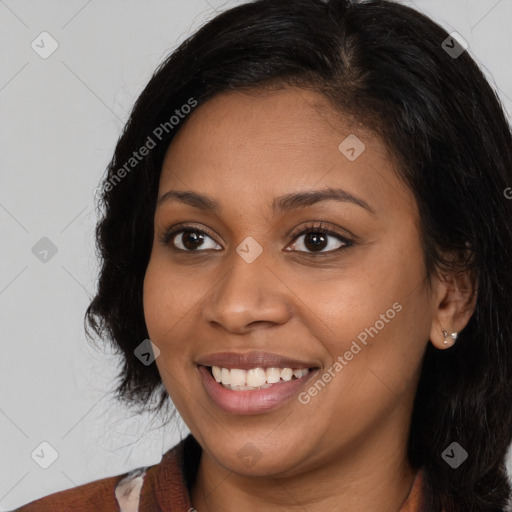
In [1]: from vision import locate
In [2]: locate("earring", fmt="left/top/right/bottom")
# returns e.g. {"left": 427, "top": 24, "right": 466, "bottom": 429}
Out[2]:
{"left": 442, "top": 329, "right": 458, "bottom": 345}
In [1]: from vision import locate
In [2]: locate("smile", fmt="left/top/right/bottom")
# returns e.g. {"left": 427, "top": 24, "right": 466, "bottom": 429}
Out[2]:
{"left": 197, "top": 365, "right": 319, "bottom": 415}
{"left": 210, "top": 366, "right": 310, "bottom": 390}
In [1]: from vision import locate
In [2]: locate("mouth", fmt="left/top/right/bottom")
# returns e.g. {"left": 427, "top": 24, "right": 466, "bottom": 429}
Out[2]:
{"left": 207, "top": 365, "right": 312, "bottom": 391}
{"left": 196, "top": 355, "right": 320, "bottom": 415}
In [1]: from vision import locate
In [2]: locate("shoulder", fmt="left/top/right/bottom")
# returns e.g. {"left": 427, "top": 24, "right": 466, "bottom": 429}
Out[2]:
{"left": 13, "top": 465, "right": 155, "bottom": 512}
{"left": 12, "top": 436, "right": 197, "bottom": 512}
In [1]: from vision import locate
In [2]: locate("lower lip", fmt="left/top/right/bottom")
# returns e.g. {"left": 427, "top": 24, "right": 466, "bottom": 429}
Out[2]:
{"left": 198, "top": 365, "right": 319, "bottom": 415}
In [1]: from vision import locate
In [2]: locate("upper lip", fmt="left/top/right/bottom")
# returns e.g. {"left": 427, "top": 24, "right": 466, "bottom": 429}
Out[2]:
{"left": 196, "top": 351, "right": 319, "bottom": 370}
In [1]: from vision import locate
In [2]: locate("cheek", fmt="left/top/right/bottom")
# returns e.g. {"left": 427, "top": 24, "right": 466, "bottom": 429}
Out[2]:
{"left": 310, "top": 256, "right": 426, "bottom": 352}
{"left": 142, "top": 255, "right": 209, "bottom": 392}
{"left": 143, "top": 258, "right": 200, "bottom": 412}
{"left": 142, "top": 255, "right": 201, "bottom": 342}
{"left": 305, "top": 231, "right": 430, "bottom": 394}
{"left": 143, "top": 261, "right": 170, "bottom": 340}
{"left": 142, "top": 261, "right": 191, "bottom": 391}
{"left": 297, "top": 287, "right": 429, "bottom": 445}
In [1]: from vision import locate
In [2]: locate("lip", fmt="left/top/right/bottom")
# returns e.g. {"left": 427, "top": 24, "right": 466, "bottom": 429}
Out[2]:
{"left": 195, "top": 351, "right": 317, "bottom": 370}
{"left": 197, "top": 363, "right": 320, "bottom": 415}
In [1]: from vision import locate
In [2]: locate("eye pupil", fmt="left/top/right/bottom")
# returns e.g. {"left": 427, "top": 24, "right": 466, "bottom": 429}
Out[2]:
{"left": 182, "top": 230, "right": 204, "bottom": 250}
{"left": 305, "top": 232, "right": 328, "bottom": 252}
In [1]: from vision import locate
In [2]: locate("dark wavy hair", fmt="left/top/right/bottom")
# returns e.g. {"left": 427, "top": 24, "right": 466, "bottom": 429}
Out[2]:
{"left": 84, "top": 0, "right": 512, "bottom": 510}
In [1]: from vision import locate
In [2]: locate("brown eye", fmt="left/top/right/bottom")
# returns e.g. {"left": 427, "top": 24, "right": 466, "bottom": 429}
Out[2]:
{"left": 164, "top": 228, "right": 222, "bottom": 252}
{"left": 178, "top": 230, "right": 205, "bottom": 250}
{"left": 303, "top": 232, "right": 329, "bottom": 252}
{"left": 288, "top": 227, "right": 351, "bottom": 254}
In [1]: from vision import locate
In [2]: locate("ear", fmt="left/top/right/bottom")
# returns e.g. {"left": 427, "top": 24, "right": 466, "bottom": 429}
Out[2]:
{"left": 429, "top": 267, "right": 477, "bottom": 350}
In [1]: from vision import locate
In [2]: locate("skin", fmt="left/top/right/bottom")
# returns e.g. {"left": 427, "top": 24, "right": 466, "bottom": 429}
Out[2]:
{"left": 143, "top": 86, "right": 475, "bottom": 512}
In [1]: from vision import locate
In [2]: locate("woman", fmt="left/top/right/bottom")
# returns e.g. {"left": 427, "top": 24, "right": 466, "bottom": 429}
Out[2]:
{"left": 15, "top": 0, "right": 512, "bottom": 511}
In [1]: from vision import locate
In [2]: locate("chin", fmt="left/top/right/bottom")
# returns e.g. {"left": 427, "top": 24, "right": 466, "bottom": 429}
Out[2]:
{"left": 205, "top": 435, "right": 311, "bottom": 477}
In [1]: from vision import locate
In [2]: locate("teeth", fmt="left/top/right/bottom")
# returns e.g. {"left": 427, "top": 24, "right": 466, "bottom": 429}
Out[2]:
{"left": 280, "top": 368, "right": 293, "bottom": 381}
{"left": 230, "top": 368, "right": 246, "bottom": 387}
{"left": 212, "top": 366, "right": 222, "bottom": 382}
{"left": 210, "top": 366, "right": 310, "bottom": 389}
{"left": 221, "top": 368, "right": 230, "bottom": 386}
{"left": 266, "top": 367, "right": 281, "bottom": 383}
{"left": 246, "top": 368, "right": 267, "bottom": 387}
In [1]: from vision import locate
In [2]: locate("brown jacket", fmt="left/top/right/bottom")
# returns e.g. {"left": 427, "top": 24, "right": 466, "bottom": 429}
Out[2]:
{"left": 14, "top": 435, "right": 425, "bottom": 511}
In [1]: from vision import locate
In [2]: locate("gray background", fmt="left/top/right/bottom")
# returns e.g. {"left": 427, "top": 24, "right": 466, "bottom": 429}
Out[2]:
{"left": 1, "top": 0, "right": 511, "bottom": 509}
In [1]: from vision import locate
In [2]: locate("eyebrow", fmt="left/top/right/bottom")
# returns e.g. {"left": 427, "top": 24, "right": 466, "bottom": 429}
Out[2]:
{"left": 157, "top": 187, "right": 375, "bottom": 214}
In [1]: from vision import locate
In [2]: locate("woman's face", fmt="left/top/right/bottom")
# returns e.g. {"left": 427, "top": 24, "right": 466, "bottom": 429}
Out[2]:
{"left": 143, "top": 87, "right": 439, "bottom": 476}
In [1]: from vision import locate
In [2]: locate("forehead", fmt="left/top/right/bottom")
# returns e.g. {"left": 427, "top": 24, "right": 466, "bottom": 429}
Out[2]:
{"left": 158, "top": 87, "right": 415, "bottom": 220}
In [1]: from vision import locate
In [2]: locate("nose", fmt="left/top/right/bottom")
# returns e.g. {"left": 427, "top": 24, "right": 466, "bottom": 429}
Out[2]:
{"left": 202, "top": 248, "right": 292, "bottom": 334}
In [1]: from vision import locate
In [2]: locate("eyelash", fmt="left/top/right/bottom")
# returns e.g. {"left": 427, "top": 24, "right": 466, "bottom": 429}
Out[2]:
{"left": 159, "top": 221, "right": 354, "bottom": 256}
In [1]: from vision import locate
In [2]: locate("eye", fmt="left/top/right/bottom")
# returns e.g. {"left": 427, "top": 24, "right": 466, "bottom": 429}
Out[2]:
{"left": 286, "top": 222, "right": 353, "bottom": 254}
{"left": 160, "top": 221, "right": 354, "bottom": 254}
{"left": 161, "top": 225, "right": 221, "bottom": 252}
